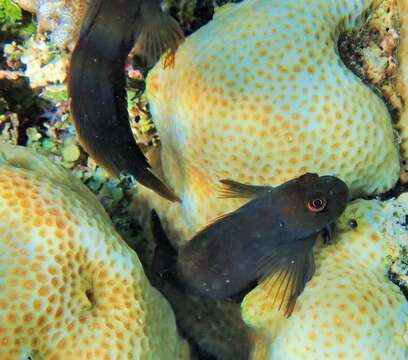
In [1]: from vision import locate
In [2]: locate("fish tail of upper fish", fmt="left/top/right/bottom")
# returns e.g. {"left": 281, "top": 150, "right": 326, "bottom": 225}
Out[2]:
{"left": 69, "top": 0, "right": 184, "bottom": 202}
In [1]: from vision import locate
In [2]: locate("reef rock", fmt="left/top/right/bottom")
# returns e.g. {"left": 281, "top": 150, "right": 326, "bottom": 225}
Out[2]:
{"left": 12, "top": 0, "right": 89, "bottom": 48}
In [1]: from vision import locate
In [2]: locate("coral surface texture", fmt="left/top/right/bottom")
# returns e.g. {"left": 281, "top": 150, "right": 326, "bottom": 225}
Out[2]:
{"left": 0, "top": 144, "right": 189, "bottom": 360}
{"left": 143, "top": 0, "right": 401, "bottom": 242}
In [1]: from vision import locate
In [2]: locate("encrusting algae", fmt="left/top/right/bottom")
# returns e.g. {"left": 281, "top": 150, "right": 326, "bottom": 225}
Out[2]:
{"left": 141, "top": 0, "right": 401, "bottom": 242}
{"left": 0, "top": 144, "right": 189, "bottom": 360}
{"left": 243, "top": 195, "right": 408, "bottom": 360}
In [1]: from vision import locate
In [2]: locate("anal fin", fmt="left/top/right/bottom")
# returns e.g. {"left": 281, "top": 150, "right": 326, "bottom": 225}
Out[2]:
{"left": 150, "top": 210, "right": 178, "bottom": 279}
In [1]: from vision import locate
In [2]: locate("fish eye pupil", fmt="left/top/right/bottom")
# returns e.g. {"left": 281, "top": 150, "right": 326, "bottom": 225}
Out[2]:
{"left": 307, "top": 197, "right": 327, "bottom": 212}
{"left": 313, "top": 199, "right": 323, "bottom": 207}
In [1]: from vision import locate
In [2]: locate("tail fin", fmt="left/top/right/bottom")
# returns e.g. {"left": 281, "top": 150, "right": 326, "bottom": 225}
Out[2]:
{"left": 68, "top": 0, "right": 183, "bottom": 201}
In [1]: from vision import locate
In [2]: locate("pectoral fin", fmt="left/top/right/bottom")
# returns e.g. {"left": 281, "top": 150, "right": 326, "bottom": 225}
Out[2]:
{"left": 256, "top": 249, "right": 316, "bottom": 317}
{"left": 133, "top": 1, "right": 184, "bottom": 67}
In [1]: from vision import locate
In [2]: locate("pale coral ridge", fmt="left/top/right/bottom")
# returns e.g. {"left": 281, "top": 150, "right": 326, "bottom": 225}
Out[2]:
{"left": 0, "top": 144, "right": 189, "bottom": 360}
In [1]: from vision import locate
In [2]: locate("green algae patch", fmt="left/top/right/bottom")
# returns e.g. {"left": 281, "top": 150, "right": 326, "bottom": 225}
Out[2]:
{"left": 0, "top": 0, "right": 35, "bottom": 36}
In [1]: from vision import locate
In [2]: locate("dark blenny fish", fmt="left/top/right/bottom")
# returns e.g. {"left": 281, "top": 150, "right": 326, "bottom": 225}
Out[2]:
{"left": 151, "top": 173, "right": 349, "bottom": 316}
{"left": 69, "top": 0, "right": 183, "bottom": 201}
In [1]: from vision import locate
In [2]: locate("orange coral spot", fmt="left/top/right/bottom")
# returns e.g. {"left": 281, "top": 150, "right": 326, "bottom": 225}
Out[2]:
{"left": 48, "top": 265, "right": 58, "bottom": 275}
{"left": 33, "top": 300, "right": 42, "bottom": 310}
{"left": 336, "top": 334, "right": 345, "bottom": 344}
{"left": 33, "top": 217, "right": 43, "bottom": 227}
{"left": 36, "top": 273, "right": 48, "bottom": 284}
{"left": 38, "top": 286, "right": 50, "bottom": 296}
{"left": 67, "top": 227, "right": 75, "bottom": 237}
{"left": 56, "top": 219, "right": 66, "bottom": 229}
{"left": 21, "top": 199, "right": 31, "bottom": 208}
{"left": 8, "top": 278, "right": 19, "bottom": 286}
{"left": 370, "top": 233, "right": 380, "bottom": 242}
{"left": 23, "top": 313, "right": 34, "bottom": 322}
{"left": 8, "top": 199, "right": 17, "bottom": 207}
{"left": 263, "top": 104, "right": 273, "bottom": 114}
{"left": 1, "top": 192, "right": 11, "bottom": 199}
{"left": 16, "top": 191, "right": 25, "bottom": 199}
{"left": 307, "top": 66, "right": 316, "bottom": 74}
{"left": 7, "top": 313, "right": 17, "bottom": 323}
{"left": 23, "top": 280, "right": 36, "bottom": 290}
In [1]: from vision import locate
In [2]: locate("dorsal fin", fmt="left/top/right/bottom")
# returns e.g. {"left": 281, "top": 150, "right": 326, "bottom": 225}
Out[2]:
{"left": 218, "top": 179, "right": 273, "bottom": 199}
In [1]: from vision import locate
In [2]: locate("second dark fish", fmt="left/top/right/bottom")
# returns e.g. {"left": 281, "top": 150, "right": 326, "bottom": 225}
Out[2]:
{"left": 151, "top": 173, "right": 349, "bottom": 317}
{"left": 69, "top": 0, "right": 184, "bottom": 201}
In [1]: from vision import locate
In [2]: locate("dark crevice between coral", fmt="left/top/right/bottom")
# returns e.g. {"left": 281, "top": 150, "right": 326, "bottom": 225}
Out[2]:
{"left": 380, "top": 180, "right": 408, "bottom": 201}
{"left": 0, "top": 77, "right": 56, "bottom": 145}
{"left": 389, "top": 270, "right": 408, "bottom": 300}
{"left": 165, "top": 0, "right": 243, "bottom": 35}
{"left": 145, "top": 269, "right": 252, "bottom": 360}
{"left": 85, "top": 288, "right": 95, "bottom": 306}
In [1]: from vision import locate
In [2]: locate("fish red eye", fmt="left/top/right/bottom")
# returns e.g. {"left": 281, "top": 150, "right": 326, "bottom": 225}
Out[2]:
{"left": 307, "top": 197, "right": 327, "bottom": 212}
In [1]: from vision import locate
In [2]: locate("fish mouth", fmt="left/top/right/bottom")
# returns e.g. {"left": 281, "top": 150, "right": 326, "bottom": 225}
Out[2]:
{"left": 321, "top": 224, "right": 333, "bottom": 243}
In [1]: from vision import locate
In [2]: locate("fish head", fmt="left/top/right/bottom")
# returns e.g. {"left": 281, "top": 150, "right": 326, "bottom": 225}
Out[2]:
{"left": 277, "top": 173, "right": 349, "bottom": 237}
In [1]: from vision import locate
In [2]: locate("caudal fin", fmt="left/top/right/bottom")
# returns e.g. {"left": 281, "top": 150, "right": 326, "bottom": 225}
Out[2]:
{"left": 68, "top": 0, "right": 182, "bottom": 201}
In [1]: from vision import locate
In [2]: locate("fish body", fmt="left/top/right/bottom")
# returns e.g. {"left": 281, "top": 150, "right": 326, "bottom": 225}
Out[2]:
{"left": 69, "top": 0, "right": 183, "bottom": 201}
{"left": 152, "top": 173, "right": 349, "bottom": 316}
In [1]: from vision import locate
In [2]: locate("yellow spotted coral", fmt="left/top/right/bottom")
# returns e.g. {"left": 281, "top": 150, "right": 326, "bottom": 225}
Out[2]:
{"left": 242, "top": 196, "right": 408, "bottom": 360}
{"left": 141, "top": 0, "right": 401, "bottom": 242}
{"left": 0, "top": 144, "right": 189, "bottom": 360}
